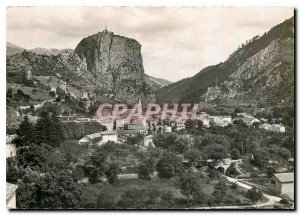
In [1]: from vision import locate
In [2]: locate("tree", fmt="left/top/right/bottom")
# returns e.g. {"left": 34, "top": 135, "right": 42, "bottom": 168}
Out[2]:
{"left": 231, "top": 148, "right": 241, "bottom": 160}
{"left": 156, "top": 151, "right": 183, "bottom": 179}
{"left": 252, "top": 148, "right": 269, "bottom": 169}
{"left": 35, "top": 111, "right": 52, "bottom": 145}
{"left": 234, "top": 107, "right": 243, "bottom": 114}
{"left": 205, "top": 144, "right": 228, "bottom": 162}
{"left": 173, "top": 135, "right": 193, "bottom": 154}
{"left": 48, "top": 90, "right": 56, "bottom": 97}
{"left": 138, "top": 156, "right": 156, "bottom": 180}
{"left": 266, "top": 166, "right": 276, "bottom": 177}
{"left": 246, "top": 186, "right": 262, "bottom": 207}
{"left": 35, "top": 110, "right": 64, "bottom": 147}
{"left": 196, "top": 120, "right": 203, "bottom": 130}
{"left": 17, "top": 143, "right": 54, "bottom": 170}
{"left": 17, "top": 170, "right": 82, "bottom": 209}
{"left": 153, "top": 133, "right": 178, "bottom": 150}
{"left": 184, "top": 119, "right": 195, "bottom": 131}
{"left": 105, "top": 162, "right": 119, "bottom": 184}
{"left": 252, "top": 122, "right": 260, "bottom": 129}
{"left": 184, "top": 149, "right": 203, "bottom": 167}
{"left": 279, "top": 147, "right": 291, "bottom": 160}
{"left": 178, "top": 171, "right": 204, "bottom": 205}
{"left": 13, "top": 115, "right": 36, "bottom": 148}
{"left": 84, "top": 148, "right": 108, "bottom": 183}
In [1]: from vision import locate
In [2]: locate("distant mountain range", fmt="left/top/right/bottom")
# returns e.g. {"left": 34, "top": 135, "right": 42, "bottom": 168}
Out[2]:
{"left": 6, "top": 42, "right": 74, "bottom": 56}
{"left": 155, "top": 17, "right": 294, "bottom": 107}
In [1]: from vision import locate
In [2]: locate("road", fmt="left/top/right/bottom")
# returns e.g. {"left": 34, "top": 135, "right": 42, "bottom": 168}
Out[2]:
{"left": 191, "top": 176, "right": 281, "bottom": 209}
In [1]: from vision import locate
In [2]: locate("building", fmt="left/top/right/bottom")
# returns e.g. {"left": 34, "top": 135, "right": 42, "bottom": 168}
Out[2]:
{"left": 6, "top": 135, "right": 17, "bottom": 158}
{"left": 143, "top": 135, "right": 155, "bottom": 148}
{"left": 239, "top": 117, "right": 260, "bottom": 126}
{"left": 259, "top": 123, "right": 272, "bottom": 130}
{"left": 269, "top": 173, "right": 294, "bottom": 200}
{"left": 82, "top": 92, "right": 89, "bottom": 99}
{"left": 271, "top": 124, "right": 286, "bottom": 133}
{"left": 236, "top": 112, "right": 252, "bottom": 118}
{"left": 208, "top": 116, "right": 232, "bottom": 127}
{"left": 57, "top": 80, "right": 67, "bottom": 92}
{"left": 259, "top": 123, "right": 285, "bottom": 133}
{"left": 164, "top": 126, "right": 172, "bottom": 133}
{"left": 98, "top": 131, "right": 118, "bottom": 145}
{"left": 78, "top": 132, "right": 102, "bottom": 145}
{"left": 6, "top": 183, "right": 18, "bottom": 208}
{"left": 202, "top": 118, "right": 210, "bottom": 128}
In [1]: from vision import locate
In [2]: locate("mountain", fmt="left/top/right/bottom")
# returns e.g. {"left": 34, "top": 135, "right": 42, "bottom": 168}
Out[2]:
{"left": 155, "top": 17, "right": 294, "bottom": 107}
{"left": 75, "top": 30, "right": 153, "bottom": 100}
{"left": 145, "top": 74, "right": 172, "bottom": 91}
{"left": 6, "top": 42, "right": 74, "bottom": 56}
{"left": 6, "top": 42, "right": 24, "bottom": 55}
{"left": 30, "top": 47, "right": 74, "bottom": 55}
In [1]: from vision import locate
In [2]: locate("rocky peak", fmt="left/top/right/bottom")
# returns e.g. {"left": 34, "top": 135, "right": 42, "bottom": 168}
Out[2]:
{"left": 75, "top": 30, "right": 151, "bottom": 101}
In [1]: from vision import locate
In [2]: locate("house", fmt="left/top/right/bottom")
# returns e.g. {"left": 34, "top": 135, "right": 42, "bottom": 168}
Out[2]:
{"left": 6, "top": 135, "right": 17, "bottom": 158}
{"left": 202, "top": 118, "right": 210, "bottom": 128}
{"left": 164, "top": 126, "right": 172, "bottom": 133}
{"left": 259, "top": 123, "right": 272, "bottom": 130}
{"left": 143, "top": 135, "right": 155, "bottom": 148}
{"left": 78, "top": 132, "right": 102, "bottom": 145}
{"left": 269, "top": 173, "right": 294, "bottom": 200}
{"left": 271, "top": 124, "right": 286, "bottom": 133}
{"left": 240, "top": 117, "right": 260, "bottom": 126}
{"left": 98, "top": 131, "right": 118, "bottom": 145}
{"left": 208, "top": 116, "right": 232, "bottom": 127}
{"left": 57, "top": 80, "right": 67, "bottom": 92}
{"left": 6, "top": 183, "right": 18, "bottom": 208}
{"left": 82, "top": 92, "right": 89, "bottom": 99}
{"left": 259, "top": 123, "right": 285, "bottom": 133}
{"left": 176, "top": 123, "right": 186, "bottom": 131}
{"left": 236, "top": 112, "right": 252, "bottom": 118}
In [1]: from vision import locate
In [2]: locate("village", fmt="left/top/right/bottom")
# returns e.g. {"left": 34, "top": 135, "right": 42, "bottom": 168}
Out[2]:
{"left": 6, "top": 78, "right": 294, "bottom": 208}
{"left": 5, "top": 8, "right": 295, "bottom": 210}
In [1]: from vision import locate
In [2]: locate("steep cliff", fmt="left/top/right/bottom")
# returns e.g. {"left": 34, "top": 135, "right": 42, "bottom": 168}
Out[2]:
{"left": 156, "top": 17, "right": 294, "bottom": 107}
{"left": 75, "top": 31, "right": 151, "bottom": 100}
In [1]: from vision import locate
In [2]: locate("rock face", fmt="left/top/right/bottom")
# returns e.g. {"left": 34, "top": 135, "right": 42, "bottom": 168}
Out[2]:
{"left": 156, "top": 17, "right": 294, "bottom": 107}
{"left": 75, "top": 31, "right": 151, "bottom": 100}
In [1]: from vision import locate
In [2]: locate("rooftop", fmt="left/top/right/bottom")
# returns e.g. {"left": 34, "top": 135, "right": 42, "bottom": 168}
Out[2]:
{"left": 273, "top": 173, "right": 294, "bottom": 182}
{"left": 6, "top": 182, "right": 18, "bottom": 200}
{"left": 101, "top": 131, "right": 117, "bottom": 135}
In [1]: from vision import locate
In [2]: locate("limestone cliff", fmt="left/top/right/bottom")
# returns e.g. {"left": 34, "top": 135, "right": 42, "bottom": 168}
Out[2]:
{"left": 75, "top": 31, "right": 152, "bottom": 100}
{"left": 156, "top": 17, "right": 294, "bottom": 107}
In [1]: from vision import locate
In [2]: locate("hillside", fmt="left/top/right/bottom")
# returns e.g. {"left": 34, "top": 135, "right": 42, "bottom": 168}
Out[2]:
{"left": 6, "top": 42, "right": 24, "bottom": 55}
{"left": 145, "top": 74, "right": 172, "bottom": 91}
{"left": 155, "top": 17, "right": 294, "bottom": 108}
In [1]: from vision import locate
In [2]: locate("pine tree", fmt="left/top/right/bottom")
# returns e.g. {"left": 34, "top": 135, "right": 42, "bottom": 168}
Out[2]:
{"left": 13, "top": 115, "right": 36, "bottom": 148}
{"left": 35, "top": 111, "right": 52, "bottom": 145}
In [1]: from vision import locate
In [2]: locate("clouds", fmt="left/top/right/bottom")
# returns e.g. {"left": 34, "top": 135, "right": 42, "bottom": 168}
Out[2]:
{"left": 6, "top": 7, "right": 293, "bottom": 82}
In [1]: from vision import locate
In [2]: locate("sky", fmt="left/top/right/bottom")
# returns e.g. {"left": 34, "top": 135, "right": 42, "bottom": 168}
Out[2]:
{"left": 6, "top": 7, "right": 293, "bottom": 82}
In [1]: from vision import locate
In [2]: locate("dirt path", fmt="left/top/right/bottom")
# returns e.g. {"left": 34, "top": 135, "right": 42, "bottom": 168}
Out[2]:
{"left": 191, "top": 176, "right": 281, "bottom": 209}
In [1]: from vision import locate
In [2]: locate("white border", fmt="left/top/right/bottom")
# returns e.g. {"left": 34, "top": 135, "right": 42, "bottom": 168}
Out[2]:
{"left": 1, "top": 1, "right": 299, "bottom": 215}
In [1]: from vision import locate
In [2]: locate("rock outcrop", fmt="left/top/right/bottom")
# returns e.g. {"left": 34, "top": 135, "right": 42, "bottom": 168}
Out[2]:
{"left": 75, "top": 30, "right": 151, "bottom": 100}
{"left": 156, "top": 17, "right": 294, "bottom": 107}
